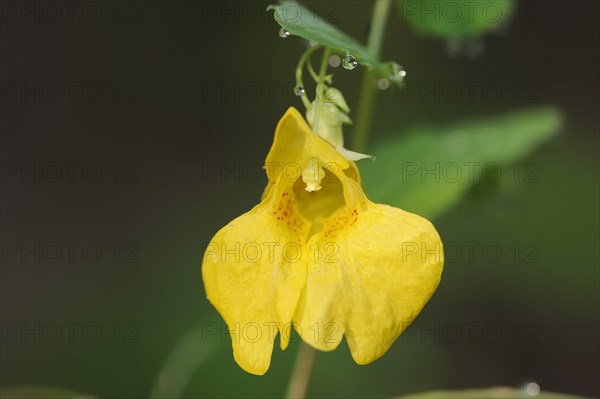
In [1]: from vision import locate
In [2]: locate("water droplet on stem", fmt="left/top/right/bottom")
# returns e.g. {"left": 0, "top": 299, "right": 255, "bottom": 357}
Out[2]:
{"left": 342, "top": 54, "right": 358, "bottom": 70}
{"left": 389, "top": 62, "right": 406, "bottom": 82}
{"left": 279, "top": 28, "right": 290, "bottom": 38}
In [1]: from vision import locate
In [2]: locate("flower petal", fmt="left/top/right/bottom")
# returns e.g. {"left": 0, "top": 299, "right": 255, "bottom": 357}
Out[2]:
{"left": 265, "top": 107, "right": 350, "bottom": 184}
{"left": 202, "top": 177, "right": 310, "bottom": 375}
{"left": 293, "top": 179, "right": 444, "bottom": 363}
{"left": 261, "top": 108, "right": 361, "bottom": 202}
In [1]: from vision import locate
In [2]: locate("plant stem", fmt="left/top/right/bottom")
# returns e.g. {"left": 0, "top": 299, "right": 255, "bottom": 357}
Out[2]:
{"left": 285, "top": 343, "right": 317, "bottom": 399}
{"left": 352, "top": 0, "right": 392, "bottom": 152}
{"left": 296, "top": 44, "right": 322, "bottom": 110}
{"left": 312, "top": 47, "right": 332, "bottom": 132}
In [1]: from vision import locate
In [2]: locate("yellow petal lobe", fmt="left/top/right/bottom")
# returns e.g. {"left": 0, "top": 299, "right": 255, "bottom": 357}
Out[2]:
{"left": 293, "top": 177, "right": 444, "bottom": 363}
{"left": 202, "top": 176, "right": 309, "bottom": 375}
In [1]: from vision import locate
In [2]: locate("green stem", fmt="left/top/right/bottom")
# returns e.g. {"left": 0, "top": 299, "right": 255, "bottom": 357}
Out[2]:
{"left": 306, "top": 59, "right": 320, "bottom": 83}
{"left": 352, "top": 0, "right": 392, "bottom": 152}
{"left": 312, "top": 47, "right": 332, "bottom": 133}
{"left": 285, "top": 343, "right": 317, "bottom": 399}
{"left": 296, "top": 44, "right": 322, "bottom": 110}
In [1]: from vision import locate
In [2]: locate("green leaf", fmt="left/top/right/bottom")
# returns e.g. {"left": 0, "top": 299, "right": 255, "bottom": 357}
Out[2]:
{"left": 149, "top": 323, "right": 220, "bottom": 399}
{"left": 397, "top": 386, "right": 586, "bottom": 399}
{"left": 268, "top": 1, "right": 400, "bottom": 79}
{"left": 0, "top": 386, "right": 97, "bottom": 399}
{"left": 361, "top": 106, "right": 562, "bottom": 220}
{"left": 397, "top": 0, "right": 515, "bottom": 39}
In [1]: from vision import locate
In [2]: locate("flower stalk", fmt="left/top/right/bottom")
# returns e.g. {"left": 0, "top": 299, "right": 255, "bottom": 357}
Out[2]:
{"left": 285, "top": 343, "right": 317, "bottom": 399}
{"left": 312, "top": 47, "right": 332, "bottom": 133}
{"left": 352, "top": 0, "right": 393, "bottom": 152}
{"left": 296, "top": 44, "right": 322, "bottom": 109}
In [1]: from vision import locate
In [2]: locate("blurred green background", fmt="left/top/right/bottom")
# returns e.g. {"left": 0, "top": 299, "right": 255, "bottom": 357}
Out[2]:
{"left": 1, "top": 1, "right": 598, "bottom": 398}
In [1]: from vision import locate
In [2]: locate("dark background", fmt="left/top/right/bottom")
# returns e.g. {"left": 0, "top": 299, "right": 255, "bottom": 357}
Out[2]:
{"left": 1, "top": 1, "right": 598, "bottom": 398}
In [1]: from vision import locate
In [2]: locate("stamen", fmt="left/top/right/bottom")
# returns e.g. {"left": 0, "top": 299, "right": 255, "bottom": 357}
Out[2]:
{"left": 301, "top": 158, "right": 325, "bottom": 192}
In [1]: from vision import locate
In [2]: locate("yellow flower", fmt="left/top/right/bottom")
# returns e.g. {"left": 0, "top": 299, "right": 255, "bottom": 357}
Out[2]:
{"left": 202, "top": 107, "right": 444, "bottom": 375}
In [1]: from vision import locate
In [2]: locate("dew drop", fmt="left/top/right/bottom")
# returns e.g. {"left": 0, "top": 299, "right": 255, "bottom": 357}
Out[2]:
{"left": 522, "top": 381, "right": 540, "bottom": 397}
{"left": 370, "top": 155, "right": 377, "bottom": 161}
{"left": 278, "top": 28, "right": 290, "bottom": 38}
{"left": 342, "top": 54, "right": 358, "bottom": 70}
{"left": 389, "top": 62, "right": 406, "bottom": 82}
{"left": 293, "top": 86, "right": 305, "bottom": 96}
{"left": 377, "top": 78, "right": 390, "bottom": 90}
{"left": 329, "top": 55, "right": 341, "bottom": 68}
